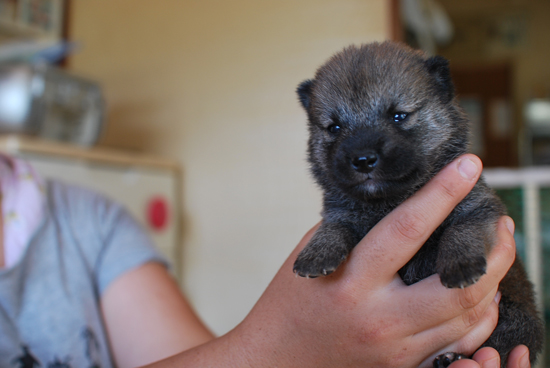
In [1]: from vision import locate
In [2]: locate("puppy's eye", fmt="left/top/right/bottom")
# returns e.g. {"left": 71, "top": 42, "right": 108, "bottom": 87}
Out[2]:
{"left": 327, "top": 124, "right": 341, "bottom": 134}
{"left": 393, "top": 112, "right": 409, "bottom": 122}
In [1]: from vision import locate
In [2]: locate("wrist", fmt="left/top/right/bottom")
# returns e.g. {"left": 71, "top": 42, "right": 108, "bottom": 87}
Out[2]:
{"left": 228, "top": 317, "right": 295, "bottom": 367}
{"left": 230, "top": 301, "right": 331, "bottom": 368}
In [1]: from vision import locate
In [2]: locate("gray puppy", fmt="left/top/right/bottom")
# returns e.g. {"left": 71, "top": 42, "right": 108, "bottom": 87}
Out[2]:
{"left": 293, "top": 41, "right": 544, "bottom": 367}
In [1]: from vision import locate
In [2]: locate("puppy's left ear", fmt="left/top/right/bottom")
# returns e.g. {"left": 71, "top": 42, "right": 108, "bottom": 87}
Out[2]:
{"left": 297, "top": 79, "right": 314, "bottom": 110}
{"left": 425, "top": 56, "right": 454, "bottom": 104}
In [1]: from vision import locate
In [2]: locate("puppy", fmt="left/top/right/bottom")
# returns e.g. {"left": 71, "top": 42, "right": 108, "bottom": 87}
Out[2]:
{"left": 293, "top": 41, "right": 544, "bottom": 367}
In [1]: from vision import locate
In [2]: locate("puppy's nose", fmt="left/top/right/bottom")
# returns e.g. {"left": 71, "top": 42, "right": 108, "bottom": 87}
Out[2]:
{"left": 351, "top": 152, "right": 378, "bottom": 173}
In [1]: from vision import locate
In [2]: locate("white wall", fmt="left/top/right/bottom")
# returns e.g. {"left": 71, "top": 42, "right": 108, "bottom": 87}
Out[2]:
{"left": 69, "top": 0, "right": 390, "bottom": 334}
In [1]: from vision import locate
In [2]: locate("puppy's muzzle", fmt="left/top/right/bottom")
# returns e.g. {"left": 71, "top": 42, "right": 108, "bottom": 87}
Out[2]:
{"left": 351, "top": 151, "right": 378, "bottom": 173}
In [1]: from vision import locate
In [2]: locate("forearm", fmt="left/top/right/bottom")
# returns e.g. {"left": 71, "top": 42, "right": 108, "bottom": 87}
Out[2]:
{"left": 140, "top": 334, "right": 235, "bottom": 368}
{"left": 141, "top": 329, "right": 278, "bottom": 368}
{"left": 102, "top": 262, "right": 215, "bottom": 367}
{"left": 141, "top": 263, "right": 327, "bottom": 368}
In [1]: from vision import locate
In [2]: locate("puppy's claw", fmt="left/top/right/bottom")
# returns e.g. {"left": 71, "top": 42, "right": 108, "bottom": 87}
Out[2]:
{"left": 293, "top": 264, "right": 335, "bottom": 278}
{"left": 433, "top": 352, "right": 467, "bottom": 368}
{"left": 293, "top": 255, "right": 340, "bottom": 278}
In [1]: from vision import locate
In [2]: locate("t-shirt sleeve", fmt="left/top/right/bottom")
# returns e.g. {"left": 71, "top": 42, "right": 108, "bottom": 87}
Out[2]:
{"left": 49, "top": 180, "right": 168, "bottom": 295}
{"left": 94, "top": 199, "right": 169, "bottom": 295}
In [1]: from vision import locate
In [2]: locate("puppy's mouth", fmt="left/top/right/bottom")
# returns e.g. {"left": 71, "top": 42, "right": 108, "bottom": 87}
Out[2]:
{"left": 340, "top": 167, "right": 422, "bottom": 200}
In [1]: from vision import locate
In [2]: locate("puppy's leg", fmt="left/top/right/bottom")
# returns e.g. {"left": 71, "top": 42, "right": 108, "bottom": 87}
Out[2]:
{"left": 433, "top": 221, "right": 495, "bottom": 365}
{"left": 435, "top": 220, "right": 495, "bottom": 289}
{"left": 293, "top": 221, "right": 359, "bottom": 278}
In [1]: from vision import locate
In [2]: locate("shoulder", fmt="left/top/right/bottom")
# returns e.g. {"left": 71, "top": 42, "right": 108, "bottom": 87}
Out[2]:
{"left": 45, "top": 179, "right": 126, "bottom": 227}
{"left": 46, "top": 179, "right": 120, "bottom": 212}
{"left": 43, "top": 179, "right": 167, "bottom": 294}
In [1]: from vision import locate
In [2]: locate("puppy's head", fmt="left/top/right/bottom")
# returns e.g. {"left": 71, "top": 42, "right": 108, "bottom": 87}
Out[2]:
{"left": 298, "top": 42, "right": 469, "bottom": 201}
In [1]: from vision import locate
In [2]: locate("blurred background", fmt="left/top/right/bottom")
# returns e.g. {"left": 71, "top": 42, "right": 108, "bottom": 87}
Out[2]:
{"left": 1, "top": 0, "right": 550, "bottom": 362}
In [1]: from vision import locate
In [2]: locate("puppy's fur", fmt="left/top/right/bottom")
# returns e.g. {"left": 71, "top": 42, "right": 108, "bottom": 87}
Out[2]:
{"left": 294, "top": 42, "right": 544, "bottom": 367}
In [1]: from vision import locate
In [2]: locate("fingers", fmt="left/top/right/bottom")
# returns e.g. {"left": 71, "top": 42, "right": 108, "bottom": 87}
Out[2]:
{"left": 446, "top": 359, "right": 482, "bottom": 368}
{"left": 505, "top": 345, "right": 530, "bottom": 368}
{"left": 445, "top": 345, "right": 530, "bottom": 368}
{"left": 347, "top": 154, "right": 482, "bottom": 282}
{"left": 439, "top": 345, "right": 530, "bottom": 368}
{"left": 421, "top": 348, "right": 500, "bottom": 368}
{"left": 414, "top": 288, "right": 500, "bottom": 365}
{"left": 470, "top": 347, "right": 501, "bottom": 368}
{"left": 399, "top": 217, "right": 515, "bottom": 331}
{"left": 435, "top": 291, "right": 500, "bottom": 357}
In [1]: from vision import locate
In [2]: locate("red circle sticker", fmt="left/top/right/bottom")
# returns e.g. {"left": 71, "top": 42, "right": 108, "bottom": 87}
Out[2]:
{"left": 147, "top": 196, "right": 170, "bottom": 231}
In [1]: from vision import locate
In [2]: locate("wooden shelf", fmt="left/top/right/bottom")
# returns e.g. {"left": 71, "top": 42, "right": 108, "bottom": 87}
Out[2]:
{"left": 0, "top": 134, "right": 180, "bottom": 171}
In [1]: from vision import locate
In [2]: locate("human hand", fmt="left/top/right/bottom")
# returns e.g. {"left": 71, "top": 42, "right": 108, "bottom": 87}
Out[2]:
{"left": 229, "top": 154, "right": 516, "bottom": 368}
{"left": 449, "top": 345, "right": 530, "bottom": 368}
{"left": 145, "top": 154, "right": 516, "bottom": 368}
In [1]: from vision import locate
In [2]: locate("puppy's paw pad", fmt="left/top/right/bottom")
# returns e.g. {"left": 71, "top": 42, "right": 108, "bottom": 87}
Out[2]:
{"left": 438, "top": 256, "right": 486, "bottom": 289}
{"left": 433, "top": 352, "right": 467, "bottom": 368}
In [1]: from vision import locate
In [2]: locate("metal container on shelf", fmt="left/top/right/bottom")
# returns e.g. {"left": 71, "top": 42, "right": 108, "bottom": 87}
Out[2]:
{"left": 0, "top": 63, "right": 104, "bottom": 146}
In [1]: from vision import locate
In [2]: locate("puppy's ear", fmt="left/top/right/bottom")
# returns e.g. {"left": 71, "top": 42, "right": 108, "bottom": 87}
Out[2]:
{"left": 297, "top": 79, "right": 314, "bottom": 109}
{"left": 425, "top": 56, "right": 454, "bottom": 104}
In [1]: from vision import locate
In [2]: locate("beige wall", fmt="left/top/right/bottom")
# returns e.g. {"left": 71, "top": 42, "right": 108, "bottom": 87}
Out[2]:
{"left": 68, "top": 0, "right": 390, "bottom": 334}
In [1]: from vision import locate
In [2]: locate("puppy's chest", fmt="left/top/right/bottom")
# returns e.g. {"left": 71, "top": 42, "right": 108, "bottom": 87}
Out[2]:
{"left": 331, "top": 204, "right": 444, "bottom": 285}
{"left": 325, "top": 205, "right": 387, "bottom": 238}
{"left": 325, "top": 199, "right": 399, "bottom": 238}
{"left": 398, "top": 229, "right": 443, "bottom": 285}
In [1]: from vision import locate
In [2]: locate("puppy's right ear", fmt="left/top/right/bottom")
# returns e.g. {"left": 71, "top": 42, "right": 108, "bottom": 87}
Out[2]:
{"left": 425, "top": 56, "right": 454, "bottom": 104}
{"left": 297, "top": 79, "right": 314, "bottom": 109}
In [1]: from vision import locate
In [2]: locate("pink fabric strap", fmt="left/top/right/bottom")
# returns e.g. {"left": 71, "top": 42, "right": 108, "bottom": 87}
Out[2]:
{"left": 0, "top": 154, "right": 45, "bottom": 268}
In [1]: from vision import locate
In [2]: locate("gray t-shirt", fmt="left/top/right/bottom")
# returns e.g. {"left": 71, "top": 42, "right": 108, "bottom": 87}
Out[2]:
{"left": 0, "top": 180, "right": 167, "bottom": 367}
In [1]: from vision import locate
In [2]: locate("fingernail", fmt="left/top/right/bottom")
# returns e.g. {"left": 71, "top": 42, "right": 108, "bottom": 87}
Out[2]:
{"left": 505, "top": 217, "right": 515, "bottom": 236}
{"left": 481, "top": 356, "right": 499, "bottom": 368}
{"left": 458, "top": 158, "right": 479, "bottom": 180}
{"left": 494, "top": 291, "right": 502, "bottom": 304}
{"left": 519, "top": 350, "right": 530, "bottom": 368}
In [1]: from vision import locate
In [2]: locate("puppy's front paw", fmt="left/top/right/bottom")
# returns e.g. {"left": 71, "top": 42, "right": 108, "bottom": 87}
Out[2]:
{"left": 293, "top": 249, "right": 347, "bottom": 278}
{"left": 433, "top": 352, "right": 468, "bottom": 368}
{"left": 293, "top": 222, "right": 356, "bottom": 278}
{"left": 438, "top": 256, "right": 487, "bottom": 289}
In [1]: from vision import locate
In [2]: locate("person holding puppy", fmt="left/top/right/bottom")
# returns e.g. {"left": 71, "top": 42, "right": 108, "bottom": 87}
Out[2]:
{"left": 0, "top": 153, "right": 531, "bottom": 368}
